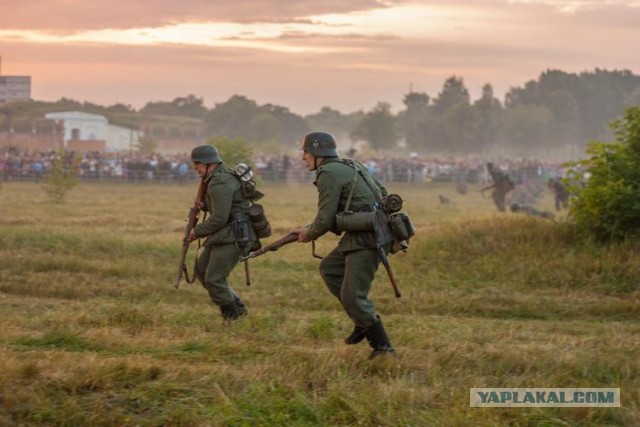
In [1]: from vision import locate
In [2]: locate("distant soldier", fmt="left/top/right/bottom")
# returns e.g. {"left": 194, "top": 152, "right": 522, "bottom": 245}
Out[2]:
{"left": 455, "top": 178, "right": 468, "bottom": 195}
{"left": 438, "top": 194, "right": 454, "bottom": 205}
{"left": 548, "top": 177, "right": 570, "bottom": 211}
{"left": 482, "top": 162, "right": 515, "bottom": 212}
{"left": 510, "top": 202, "right": 555, "bottom": 220}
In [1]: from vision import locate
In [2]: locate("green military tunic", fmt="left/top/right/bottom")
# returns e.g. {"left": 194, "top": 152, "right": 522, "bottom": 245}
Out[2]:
{"left": 307, "top": 158, "right": 389, "bottom": 327}
{"left": 193, "top": 164, "right": 254, "bottom": 307}
{"left": 488, "top": 167, "right": 514, "bottom": 212}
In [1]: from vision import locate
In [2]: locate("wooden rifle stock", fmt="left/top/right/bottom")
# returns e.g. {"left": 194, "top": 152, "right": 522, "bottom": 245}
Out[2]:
{"left": 175, "top": 178, "right": 207, "bottom": 289}
{"left": 376, "top": 246, "right": 401, "bottom": 298}
{"left": 240, "top": 232, "right": 298, "bottom": 261}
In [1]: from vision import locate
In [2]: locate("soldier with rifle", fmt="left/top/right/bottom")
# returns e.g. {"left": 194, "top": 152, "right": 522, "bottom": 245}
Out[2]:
{"left": 481, "top": 162, "right": 515, "bottom": 212}
{"left": 181, "top": 145, "right": 258, "bottom": 320}
{"left": 290, "top": 131, "right": 397, "bottom": 360}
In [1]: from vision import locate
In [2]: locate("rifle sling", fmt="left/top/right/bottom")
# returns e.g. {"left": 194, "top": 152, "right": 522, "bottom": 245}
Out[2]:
{"left": 185, "top": 194, "right": 207, "bottom": 285}
{"left": 186, "top": 209, "right": 207, "bottom": 284}
{"left": 343, "top": 159, "right": 384, "bottom": 207}
{"left": 342, "top": 160, "right": 359, "bottom": 213}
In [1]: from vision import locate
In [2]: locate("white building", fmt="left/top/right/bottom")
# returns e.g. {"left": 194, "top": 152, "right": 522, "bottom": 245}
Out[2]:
{"left": 0, "top": 76, "right": 31, "bottom": 103}
{"left": 45, "top": 111, "right": 142, "bottom": 152}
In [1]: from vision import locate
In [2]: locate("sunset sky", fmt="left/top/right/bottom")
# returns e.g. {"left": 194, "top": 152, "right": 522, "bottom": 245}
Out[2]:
{"left": 1, "top": 0, "right": 639, "bottom": 115}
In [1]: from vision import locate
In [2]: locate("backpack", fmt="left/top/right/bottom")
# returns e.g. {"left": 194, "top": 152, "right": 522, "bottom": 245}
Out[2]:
{"left": 230, "top": 163, "right": 271, "bottom": 239}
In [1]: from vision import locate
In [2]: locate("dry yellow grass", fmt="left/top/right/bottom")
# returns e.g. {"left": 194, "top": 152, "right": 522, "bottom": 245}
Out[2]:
{"left": 0, "top": 180, "right": 638, "bottom": 426}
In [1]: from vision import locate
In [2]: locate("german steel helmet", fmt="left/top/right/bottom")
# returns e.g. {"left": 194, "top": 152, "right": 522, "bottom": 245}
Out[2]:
{"left": 191, "top": 145, "right": 222, "bottom": 164}
{"left": 300, "top": 131, "right": 338, "bottom": 157}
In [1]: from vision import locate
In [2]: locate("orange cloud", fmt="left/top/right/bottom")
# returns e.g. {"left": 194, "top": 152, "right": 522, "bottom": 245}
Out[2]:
{"left": 0, "top": 0, "right": 398, "bottom": 32}
{"left": 0, "top": 0, "right": 638, "bottom": 115}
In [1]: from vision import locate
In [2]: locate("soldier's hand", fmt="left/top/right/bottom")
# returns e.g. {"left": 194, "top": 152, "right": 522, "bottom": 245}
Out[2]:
{"left": 188, "top": 229, "right": 197, "bottom": 242}
{"left": 291, "top": 227, "right": 311, "bottom": 243}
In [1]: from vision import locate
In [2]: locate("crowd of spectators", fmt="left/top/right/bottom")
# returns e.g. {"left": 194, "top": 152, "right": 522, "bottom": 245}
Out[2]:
{"left": 0, "top": 149, "right": 194, "bottom": 183}
{"left": 1, "top": 147, "right": 569, "bottom": 186}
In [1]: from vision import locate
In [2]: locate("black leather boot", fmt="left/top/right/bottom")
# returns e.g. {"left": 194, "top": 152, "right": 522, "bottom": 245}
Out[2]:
{"left": 344, "top": 324, "right": 370, "bottom": 345}
{"left": 365, "top": 318, "right": 396, "bottom": 359}
{"left": 234, "top": 294, "right": 248, "bottom": 317}
{"left": 219, "top": 301, "right": 240, "bottom": 320}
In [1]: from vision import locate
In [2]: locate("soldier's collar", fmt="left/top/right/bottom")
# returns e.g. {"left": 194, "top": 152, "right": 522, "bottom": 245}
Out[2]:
{"left": 315, "top": 156, "right": 340, "bottom": 171}
{"left": 204, "top": 162, "right": 223, "bottom": 181}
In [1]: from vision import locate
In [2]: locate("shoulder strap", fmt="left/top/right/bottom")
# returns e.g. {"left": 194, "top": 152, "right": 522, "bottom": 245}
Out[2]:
{"left": 351, "top": 159, "right": 384, "bottom": 202}
{"left": 341, "top": 159, "right": 384, "bottom": 211}
{"left": 342, "top": 159, "right": 359, "bottom": 213}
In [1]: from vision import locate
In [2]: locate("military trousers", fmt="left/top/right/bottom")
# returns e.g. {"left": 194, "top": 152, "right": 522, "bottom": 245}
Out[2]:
{"left": 492, "top": 191, "right": 507, "bottom": 212}
{"left": 195, "top": 243, "right": 240, "bottom": 307}
{"left": 319, "top": 246, "right": 381, "bottom": 328}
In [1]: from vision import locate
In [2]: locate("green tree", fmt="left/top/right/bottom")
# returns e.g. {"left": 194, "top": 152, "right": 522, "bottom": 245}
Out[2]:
{"left": 545, "top": 89, "right": 581, "bottom": 148}
{"left": 304, "top": 107, "right": 364, "bottom": 151}
{"left": 398, "top": 92, "right": 430, "bottom": 150}
{"left": 106, "top": 103, "right": 134, "bottom": 114}
{"left": 567, "top": 106, "right": 640, "bottom": 241}
{"left": 432, "top": 76, "right": 470, "bottom": 114}
{"left": 136, "top": 136, "right": 158, "bottom": 154}
{"left": 504, "top": 69, "right": 640, "bottom": 152}
{"left": 624, "top": 85, "right": 640, "bottom": 110}
{"left": 140, "top": 95, "right": 206, "bottom": 119}
{"left": 261, "top": 104, "right": 309, "bottom": 147}
{"left": 502, "top": 104, "right": 553, "bottom": 155}
{"left": 172, "top": 95, "right": 207, "bottom": 119}
{"left": 469, "top": 84, "right": 503, "bottom": 153}
{"left": 44, "top": 150, "right": 79, "bottom": 203}
{"left": 349, "top": 102, "right": 398, "bottom": 151}
{"left": 204, "top": 95, "right": 260, "bottom": 140}
{"left": 206, "top": 137, "right": 254, "bottom": 168}
{"left": 205, "top": 98, "right": 308, "bottom": 147}
{"left": 304, "top": 107, "right": 349, "bottom": 147}
{"left": 305, "top": 107, "right": 347, "bottom": 131}
{"left": 422, "top": 76, "right": 474, "bottom": 153}
{"left": 250, "top": 113, "right": 280, "bottom": 145}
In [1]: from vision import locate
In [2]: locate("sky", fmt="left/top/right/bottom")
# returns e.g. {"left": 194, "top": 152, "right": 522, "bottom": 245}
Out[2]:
{"left": 1, "top": 0, "right": 639, "bottom": 115}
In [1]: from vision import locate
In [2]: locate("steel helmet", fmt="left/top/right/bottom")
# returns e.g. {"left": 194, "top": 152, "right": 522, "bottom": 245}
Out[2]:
{"left": 300, "top": 131, "right": 338, "bottom": 157}
{"left": 191, "top": 145, "right": 222, "bottom": 164}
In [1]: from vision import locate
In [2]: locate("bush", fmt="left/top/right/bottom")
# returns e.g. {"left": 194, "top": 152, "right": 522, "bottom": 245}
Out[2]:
{"left": 135, "top": 136, "right": 158, "bottom": 154}
{"left": 205, "top": 136, "right": 254, "bottom": 168}
{"left": 567, "top": 107, "right": 640, "bottom": 241}
{"left": 44, "top": 150, "right": 80, "bottom": 203}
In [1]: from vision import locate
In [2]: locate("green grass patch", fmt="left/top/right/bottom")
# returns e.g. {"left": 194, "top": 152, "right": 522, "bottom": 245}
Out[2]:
{"left": 0, "top": 181, "right": 638, "bottom": 425}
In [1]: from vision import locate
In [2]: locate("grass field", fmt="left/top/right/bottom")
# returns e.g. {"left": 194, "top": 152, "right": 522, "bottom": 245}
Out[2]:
{"left": 0, "top": 180, "right": 638, "bottom": 426}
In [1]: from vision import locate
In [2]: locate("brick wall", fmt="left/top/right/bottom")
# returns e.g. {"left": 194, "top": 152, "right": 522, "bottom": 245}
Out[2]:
{"left": 0, "top": 131, "right": 63, "bottom": 151}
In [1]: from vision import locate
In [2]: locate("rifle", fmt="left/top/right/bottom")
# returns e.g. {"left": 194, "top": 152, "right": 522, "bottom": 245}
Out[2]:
{"left": 175, "top": 178, "right": 207, "bottom": 289}
{"left": 240, "top": 232, "right": 298, "bottom": 261}
{"left": 480, "top": 182, "right": 494, "bottom": 195}
{"left": 376, "top": 245, "right": 401, "bottom": 298}
{"left": 231, "top": 211, "right": 253, "bottom": 287}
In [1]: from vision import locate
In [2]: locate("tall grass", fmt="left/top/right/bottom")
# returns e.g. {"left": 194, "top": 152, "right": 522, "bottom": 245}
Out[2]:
{"left": 0, "top": 181, "right": 638, "bottom": 426}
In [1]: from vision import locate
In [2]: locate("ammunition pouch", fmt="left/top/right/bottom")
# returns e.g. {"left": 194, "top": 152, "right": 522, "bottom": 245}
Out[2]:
{"left": 248, "top": 204, "right": 272, "bottom": 239}
{"left": 231, "top": 211, "right": 253, "bottom": 250}
{"left": 382, "top": 194, "right": 403, "bottom": 213}
{"left": 336, "top": 208, "right": 395, "bottom": 250}
{"left": 337, "top": 160, "right": 414, "bottom": 252}
{"left": 388, "top": 212, "right": 416, "bottom": 253}
{"left": 241, "top": 180, "right": 265, "bottom": 201}
{"left": 335, "top": 211, "right": 376, "bottom": 233}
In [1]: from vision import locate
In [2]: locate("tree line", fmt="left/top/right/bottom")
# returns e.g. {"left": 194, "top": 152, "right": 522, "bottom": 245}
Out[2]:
{"left": 2, "top": 68, "right": 639, "bottom": 158}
